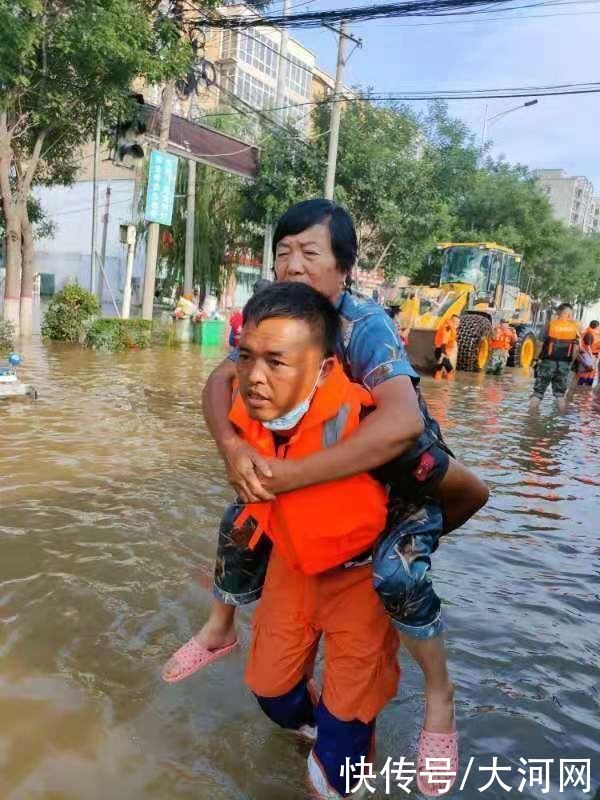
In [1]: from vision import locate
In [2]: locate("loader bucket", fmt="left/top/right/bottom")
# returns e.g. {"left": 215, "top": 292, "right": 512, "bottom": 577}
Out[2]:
{"left": 406, "top": 328, "right": 438, "bottom": 374}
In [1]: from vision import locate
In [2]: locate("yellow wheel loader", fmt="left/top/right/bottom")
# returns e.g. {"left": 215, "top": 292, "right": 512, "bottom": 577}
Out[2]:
{"left": 396, "top": 242, "right": 538, "bottom": 373}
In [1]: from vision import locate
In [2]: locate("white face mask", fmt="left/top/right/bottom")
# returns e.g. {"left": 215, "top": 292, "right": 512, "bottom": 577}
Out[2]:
{"left": 262, "top": 362, "right": 325, "bottom": 432}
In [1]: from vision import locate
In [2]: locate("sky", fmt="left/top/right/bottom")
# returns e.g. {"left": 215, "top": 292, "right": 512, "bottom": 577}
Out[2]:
{"left": 274, "top": 0, "right": 600, "bottom": 189}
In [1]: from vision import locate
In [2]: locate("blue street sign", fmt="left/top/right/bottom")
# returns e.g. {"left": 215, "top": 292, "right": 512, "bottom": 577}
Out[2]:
{"left": 145, "top": 150, "right": 178, "bottom": 225}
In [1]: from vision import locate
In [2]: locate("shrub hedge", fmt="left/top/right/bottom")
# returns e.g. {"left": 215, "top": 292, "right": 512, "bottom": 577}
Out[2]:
{"left": 42, "top": 285, "right": 100, "bottom": 342}
{"left": 84, "top": 318, "right": 153, "bottom": 351}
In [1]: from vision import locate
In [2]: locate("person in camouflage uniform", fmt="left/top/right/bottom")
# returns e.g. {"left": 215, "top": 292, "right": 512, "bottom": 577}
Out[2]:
{"left": 530, "top": 303, "right": 579, "bottom": 412}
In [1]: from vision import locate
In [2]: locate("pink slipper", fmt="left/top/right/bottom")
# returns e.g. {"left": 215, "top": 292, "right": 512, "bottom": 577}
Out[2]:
{"left": 161, "top": 637, "right": 239, "bottom": 683}
{"left": 416, "top": 727, "right": 459, "bottom": 797}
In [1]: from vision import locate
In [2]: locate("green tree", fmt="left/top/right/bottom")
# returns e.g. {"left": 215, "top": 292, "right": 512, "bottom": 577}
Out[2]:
{"left": 243, "top": 99, "right": 456, "bottom": 279}
{"left": 158, "top": 157, "right": 249, "bottom": 299}
{"left": 0, "top": 0, "right": 194, "bottom": 335}
{"left": 241, "top": 97, "right": 600, "bottom": 307}
{"left": 531, "top": 228, "right": 600, "bottom": 306}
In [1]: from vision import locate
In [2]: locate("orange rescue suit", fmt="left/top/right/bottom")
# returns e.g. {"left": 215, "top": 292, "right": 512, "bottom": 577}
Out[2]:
{"left": 490, "top": 324, "right": 517, "bottom": 351}
{"left": 229, "top": 361, "right": 388, "bottom": 575}
{"left": 540, "top": 319, "right": 579, "bottom": 362}
{"left": 434, "top": 323, "right": 457, "bottom": 351}
{"left": 582, "top": 326, "right": 600, "bottom": 355}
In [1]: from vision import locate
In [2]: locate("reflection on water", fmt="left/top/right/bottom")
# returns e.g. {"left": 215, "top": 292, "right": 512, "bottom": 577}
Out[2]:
{"left": 1, "top": 341, "right": 599, "bottom": 799}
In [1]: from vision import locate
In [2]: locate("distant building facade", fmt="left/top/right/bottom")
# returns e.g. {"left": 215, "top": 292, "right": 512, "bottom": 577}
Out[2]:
{"left": 534, "top": 169, "right": 599, "bottom": 234}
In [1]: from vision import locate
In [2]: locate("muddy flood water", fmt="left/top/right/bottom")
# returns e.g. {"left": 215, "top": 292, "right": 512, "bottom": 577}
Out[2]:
{"left": 1, "top": 340, "right": 599, "bottom": 800}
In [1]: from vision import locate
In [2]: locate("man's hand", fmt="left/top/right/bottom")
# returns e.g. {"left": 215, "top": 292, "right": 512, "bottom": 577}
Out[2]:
{"left": 223, "top": 438, "right": 275, "bottom": 503}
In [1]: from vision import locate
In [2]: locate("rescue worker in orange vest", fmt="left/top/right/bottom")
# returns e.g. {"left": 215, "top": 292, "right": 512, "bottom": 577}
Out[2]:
{"left": 228, "top": 282, "right": 486, "bottom": 798}
{"left": 434, "top": 315, "right": 460, "bottom": 380}
{"left": 487, "top": 320, "right": 518, "bottom": 375}
{"left": 234, "top": 283, "right": 400, "bottom": 798}
{"left": 574, "top": 331, "right": 596, "bottom": 386}
{"left": 581, "top": 320, "right": 600, "bottom": 385}
{"left": 530, "top": 303, "right": 579, "bottom": 412}
{"left": 582, "top": 320, "right": 600, "bottom": 359}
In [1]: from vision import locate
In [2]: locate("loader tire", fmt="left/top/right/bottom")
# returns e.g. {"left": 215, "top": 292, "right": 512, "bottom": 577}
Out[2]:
{"left": 507, "top": 326, "right": 537, "bottom": 369}
{"left": 457, "top": 315, "right": 492, "bottom": 372}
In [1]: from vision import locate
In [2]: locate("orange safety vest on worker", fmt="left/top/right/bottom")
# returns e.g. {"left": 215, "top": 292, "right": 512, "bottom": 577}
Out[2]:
{"left": 434, "top": 322, "right": 457, "bottom": 352}
{"left": 229, "top": 361, "right": 388, "bottom": 576}
{"left": 582, "top": 326, "right": 600, "bottom": 355}
{"left": 540, "top": 319, "right": 579, "bottom": 362}
{"left": 490, "top": 324, "right": 517, "bottom": 351}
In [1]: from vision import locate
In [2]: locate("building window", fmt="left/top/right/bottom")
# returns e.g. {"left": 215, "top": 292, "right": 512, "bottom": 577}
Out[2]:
{"left": 235, "top": 68, "right": 275, "bottom": 109}
{"left": 238, "top": 31, "right": 279, "bottom": 79}
{"left": 220, "top": 64, "right": 236, "bottom": 96}
{"left": 221, "top": 30, "right": 239, "bottom": 60}
{"left": 286, "top": 54, "right": 312, "bottom": 98}
{"left": 282, "top": 93, "right": 309, "bottom": 132}
{"left": 576, "top": 188, "right": 583, "bottom": 198}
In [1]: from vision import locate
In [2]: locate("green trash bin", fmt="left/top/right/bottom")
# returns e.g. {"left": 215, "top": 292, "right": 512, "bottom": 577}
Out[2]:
{"left": 193, "top": 319, "right": 225, "bottom": 346}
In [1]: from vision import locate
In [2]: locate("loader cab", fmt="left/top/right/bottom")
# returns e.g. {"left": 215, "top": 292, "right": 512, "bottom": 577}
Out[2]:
{"left": 438, "top": 244, "right": 522, "bottom": 310}
{"left": 440, "top": 245, "right": 490, "bottom": 291}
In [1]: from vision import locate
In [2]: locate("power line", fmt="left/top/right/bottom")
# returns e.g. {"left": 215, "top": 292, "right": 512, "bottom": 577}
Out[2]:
{"left": 196, "top": 80, "right": 600, "bottom": 121}
{"left": 202, "top": 0, "right": 561, "bottom": 28}
{"left": 377, "top": 5, "right": 600, "bottom": 23}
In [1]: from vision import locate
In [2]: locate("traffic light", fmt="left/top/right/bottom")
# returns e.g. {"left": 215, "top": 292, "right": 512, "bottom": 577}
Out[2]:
{"left": 114, "top": 93, "right": 147, "bottom": 164}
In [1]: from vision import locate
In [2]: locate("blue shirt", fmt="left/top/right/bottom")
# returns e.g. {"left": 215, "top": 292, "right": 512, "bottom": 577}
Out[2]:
{"left": 334, "top": 291, "right": 419, "bottom": 389}
{"left": 230, "top": 290, "right": 419, "bottom": 390}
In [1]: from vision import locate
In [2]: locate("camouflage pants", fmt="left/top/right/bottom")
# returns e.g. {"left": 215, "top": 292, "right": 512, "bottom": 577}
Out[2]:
{"left": 532, "top": 359, "right": 571, "bottom": 399}
{"left": 487, "top": 349, "right": 509, "bottom": 375}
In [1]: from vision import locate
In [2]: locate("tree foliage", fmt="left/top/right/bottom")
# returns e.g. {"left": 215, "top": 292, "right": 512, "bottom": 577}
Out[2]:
{"left": 156, "top": 156, "right": 248, "bottom": 298}
{"left": 0, "top": 0, "right": 201, "bottom": 330}
{"left": 241, "top": 98, "right": 600, "bottom": 306}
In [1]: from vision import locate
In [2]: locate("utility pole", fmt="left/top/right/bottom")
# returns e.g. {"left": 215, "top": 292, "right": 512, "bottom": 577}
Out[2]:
{"left": 141, "top": 79, "right": 175, "bottom": 320}
{"left": 324, "top": 21, "right": 348, "bottom": 200}
{"left": 480, "top": 103, "right": 489, "bottom": 150}
{"left": 184, "top": 158, "right": 196, "bottom": 296}
{"left": 262, "top": 211, "right": 273, "bottom": 279}
{"left": 121, "top": 224, "right": 137, "bottom": 320}
{"left": 274, "top": 0, "right": 290, "bottom": 122}
{"left": 98, "top": 185, "right": 111, "bottom": 305}
{"left": 258, "top": 0, "right": 289, "bottom": 278}
{"left": 90, "top": 107, "right": 102, "bottom": 294}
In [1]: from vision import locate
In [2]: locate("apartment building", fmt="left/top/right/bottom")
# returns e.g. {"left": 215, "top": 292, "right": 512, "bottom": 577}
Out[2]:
{"left": 143, "top": 4, "right": 319, "bottom": 134}
{"left": 589, "top": 197, "right": 600, "bottom": 234}
{"left": 534, "top": 169, "right": 598, "bottom": 234}
{"left": 27, "top": 4, "right": 342, "bottom": 307}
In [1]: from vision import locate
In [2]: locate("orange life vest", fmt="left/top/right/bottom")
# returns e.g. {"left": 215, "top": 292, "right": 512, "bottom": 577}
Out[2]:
{"left": 583, "top": 326, "right": 600, "bottom": 355}
{"left": 490, "top": 324, "right": 517, "bottom": 351}
{"left": 434, "top": 323, "right": 457, "bottom": 350}
{"left": 229, "top": 361, "right": 388, "bottom": 575}
{"left": 540, "top": 319, "right": 579, "bottom": 362}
